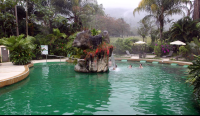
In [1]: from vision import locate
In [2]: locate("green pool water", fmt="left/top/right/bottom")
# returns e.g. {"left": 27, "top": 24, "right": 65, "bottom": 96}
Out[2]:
{"left": 0, "top": 61, "right": 199, "bottom": 115}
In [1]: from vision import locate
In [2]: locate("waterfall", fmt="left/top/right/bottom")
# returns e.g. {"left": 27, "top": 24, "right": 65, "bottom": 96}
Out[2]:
{"left": 111, "top": 53, "right": 116, "bottom": 68}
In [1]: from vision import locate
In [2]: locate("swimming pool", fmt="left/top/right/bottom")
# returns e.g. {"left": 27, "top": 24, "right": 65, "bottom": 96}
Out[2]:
{"left": 0, "top": 61, "right": 199, "bottom": 115}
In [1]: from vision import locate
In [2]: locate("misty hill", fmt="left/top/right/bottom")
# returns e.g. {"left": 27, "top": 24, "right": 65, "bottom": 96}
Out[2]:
{"left": 104, "top": 7, "right": 183, "bottom": 31}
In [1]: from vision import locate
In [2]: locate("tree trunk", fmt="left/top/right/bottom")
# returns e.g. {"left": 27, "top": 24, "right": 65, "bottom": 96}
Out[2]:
{"left": 122, "top": 30, "right": 123, "bottom": 38}
{"left": 15, "top": 0, "right": 19, "bottom": 36}
{"left": 26, "top": 0, "right": 28, "bottom": 37}
{"left": 159, "top": 18, "right": 164, "bottom": 42}
{"left": 159, "top": 7, "right": 164, "bottom": 42}
{"left": 193, "top": 0, "right": 200, "bottom": 20}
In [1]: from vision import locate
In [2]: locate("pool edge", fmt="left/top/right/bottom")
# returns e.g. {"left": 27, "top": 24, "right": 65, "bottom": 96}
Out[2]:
{"left": 0, "top": 58, "right": 192, "bottom": 88}
{"left": 0, "top": 63, "right": 33, "bottom": 88}
{"left": 115, "top": 58, "right": 193, "bottom": 66}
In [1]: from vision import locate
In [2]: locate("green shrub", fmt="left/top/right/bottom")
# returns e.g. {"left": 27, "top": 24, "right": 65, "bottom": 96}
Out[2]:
{"left": 113, "top": 38, "right": 133, "bottom": 54}
{"left": 131, "top": 38, "right": 139, "bottom": 43}
{"left": 179, "top": 46, "right": 188, "bottom": 56}
{"left": 1, "top": 34, "right": 36, "bottom": 65}
{"left": 154, "top": 41, "right": 162, "bottom": 57}
{"left": 149, "top": 45, "right": 154, "bottom": 53}
{"left": 186, "top": 55, "right": 200, "bottom": 99}
{"left": 91, "top": 29, "right": 101, "bottom": 36}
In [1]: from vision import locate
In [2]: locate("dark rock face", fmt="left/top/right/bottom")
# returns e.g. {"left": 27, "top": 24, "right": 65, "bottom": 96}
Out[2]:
{"left": 72, "top": 30, "right": 91, "bottom": 50}
{"left": 89, "top": 35, "right": 102, "bottom": 49}
{"left": 72, "top": 30, "right": 113, "bottom": 73}
{"left": 72, "top": 30, "right": 110, "bottom": 50}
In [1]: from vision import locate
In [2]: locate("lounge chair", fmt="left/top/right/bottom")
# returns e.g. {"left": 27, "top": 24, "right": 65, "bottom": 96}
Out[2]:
{"left": 174, "top": 53, "right": 183, "bottom": 60}
{"left": 162, "top": 51, "right": 173, "bottom": 58}
{"left": 126, "top": 50, "right": 134, "bottom": 56}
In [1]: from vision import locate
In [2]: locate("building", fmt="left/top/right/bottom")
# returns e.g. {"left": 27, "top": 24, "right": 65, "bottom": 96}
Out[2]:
{"left": 0, "top": 45, "right": 9, "bottom": 62}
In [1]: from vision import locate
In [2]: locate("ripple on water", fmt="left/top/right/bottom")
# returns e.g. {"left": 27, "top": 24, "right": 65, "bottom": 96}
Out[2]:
{"left": 0, "top": 62, "right": 199, "bottom": 115}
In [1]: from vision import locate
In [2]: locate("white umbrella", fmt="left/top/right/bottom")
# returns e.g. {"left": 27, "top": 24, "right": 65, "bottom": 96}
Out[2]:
{"left": 170, "top": 40, "right": 186, "bottom": 45}
{"left": 135, "top": 41, "right": 146, "bottom": 44}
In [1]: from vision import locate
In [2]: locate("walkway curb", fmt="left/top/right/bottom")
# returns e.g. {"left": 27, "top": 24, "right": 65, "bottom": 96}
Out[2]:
{"left": 115, "top": 58, "right": 193, "bottom": 66}
{"left": 0, "top": 58, "right": 193, "bottom": 88}
{"left": 0, "top": 63, "right": 33, "bottom": 88}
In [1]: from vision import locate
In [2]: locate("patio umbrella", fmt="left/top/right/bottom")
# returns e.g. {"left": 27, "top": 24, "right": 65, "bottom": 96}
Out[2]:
{"left": 170, "top": 40, "right": 186, "bottom": 45}
{"left": 135, "top": 41, "right": 146, "bottom": 44}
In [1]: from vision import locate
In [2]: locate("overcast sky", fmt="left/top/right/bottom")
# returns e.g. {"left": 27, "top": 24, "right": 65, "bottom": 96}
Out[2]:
{"left": 97, "top": 0, "right": 141, "bottom": 9}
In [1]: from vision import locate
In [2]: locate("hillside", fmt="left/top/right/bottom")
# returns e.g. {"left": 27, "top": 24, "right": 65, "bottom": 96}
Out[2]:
{"left": 104, "top": 7, "right": 183, "bottom": 31}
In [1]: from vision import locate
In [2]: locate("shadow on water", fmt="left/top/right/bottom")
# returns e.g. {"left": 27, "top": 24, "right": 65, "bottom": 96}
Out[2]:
{"left": 0, "top": 76, "right": 30, "bottom": 96}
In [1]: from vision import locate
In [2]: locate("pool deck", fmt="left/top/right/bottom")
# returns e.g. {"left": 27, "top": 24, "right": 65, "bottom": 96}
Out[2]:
{"left": 0, "top": 57, "right": 192, "bottom": 88}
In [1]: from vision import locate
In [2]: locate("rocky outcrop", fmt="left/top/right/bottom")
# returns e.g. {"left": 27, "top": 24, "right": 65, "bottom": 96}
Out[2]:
{"left": 73, "top": 30, "right": 113, "bottom": 73}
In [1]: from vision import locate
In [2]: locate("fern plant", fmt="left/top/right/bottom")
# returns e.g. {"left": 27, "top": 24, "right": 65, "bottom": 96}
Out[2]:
{"left": 186, "top": 55, "right": 200, "bottom": 99}
{"left": 0, "top": 34, "right": 36, "bottom": 65}
{"left": 91, "top": 29, "right": 101, "bottom": 36}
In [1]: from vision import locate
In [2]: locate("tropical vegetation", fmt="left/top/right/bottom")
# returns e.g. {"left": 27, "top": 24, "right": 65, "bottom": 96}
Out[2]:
{"left": 169, "top": 16, "right": 200, "bottom": 43}
{"left": 133, "top": 0, "right": 186, "bottom": 41}
{"left": 186, "top": 55, "right": 200, "bottom": 99}
{"left": 0, "top": 34, "right": 36, "bottom": 65}
{"left": 1, "top": 0, "right": 200, "bottom": 104}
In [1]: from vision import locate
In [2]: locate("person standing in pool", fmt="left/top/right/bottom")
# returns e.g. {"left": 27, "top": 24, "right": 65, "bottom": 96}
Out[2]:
{"left": 128, "top": 65, "right": 132, "bottom": 68}
{"left": 139, "top": 64, "right": 143, "bottom": 68}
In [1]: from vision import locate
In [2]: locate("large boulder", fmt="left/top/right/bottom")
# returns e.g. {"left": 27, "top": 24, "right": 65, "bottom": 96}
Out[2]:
{"left": 72, "top": 30, "right": 110, "bottom": 49}
{"left": 72, "top": 30, "right": 113, "bottom": 73}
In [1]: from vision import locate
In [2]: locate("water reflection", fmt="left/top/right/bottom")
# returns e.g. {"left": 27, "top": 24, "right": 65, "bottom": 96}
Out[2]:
{"left": 63, "top": 72, "right": 112, "bottom": 115}
{"left": 0, "top": 76, "right": 30, "bottom": 96}
{"left": 0, "top": 62, "right": 199, "bottom": 115}
{"left": 0, "top": 62, "right": 112, "bottom": 115}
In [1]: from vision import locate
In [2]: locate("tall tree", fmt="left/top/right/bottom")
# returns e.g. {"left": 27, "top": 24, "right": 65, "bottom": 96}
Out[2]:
{"left": 133, "top": 0, "right": 186, "bottom": 42}
{"left": 15, "top": 0, "right": 19, "bottom": 36}
{"left": 0, "top": 0, "right": 17, "bottom": 37}
{"left": 137, "top": 20, "right": 150, "bottom": 42}
{"left": 182, "top": 0, "right": 194, "bottom": 17}
{"left": 193, "top": 0, "right": 200, "bottom": 20}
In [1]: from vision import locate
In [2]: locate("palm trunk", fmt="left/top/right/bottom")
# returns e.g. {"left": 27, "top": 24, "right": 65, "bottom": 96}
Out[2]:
{"left": 193, "top": 0, "right": 200, "bottom": 20}
{"left": 26, "top": 0, "right": 28, "bottom": 37}
{"left": 15, "top": 0, "right": 19, "bottom": 36}
{"left": 159, "top": 7, "right": 164, "bottom": 42}
{"left": 159, "top": 18, "right": 164, "bottom": 42}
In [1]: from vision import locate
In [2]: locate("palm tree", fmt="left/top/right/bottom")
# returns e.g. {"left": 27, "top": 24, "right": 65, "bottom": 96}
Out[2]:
{"left": 133, "top": 0, "right": 186, "bottom": 42}
{"left": 182, "top": 0, "right": 194, "bottom": 17}
{"left": 193, "top": 0, "right": 200, "bottom": 20}
{"left": 137, "top": 20, "right": 150, "bottom": 42}
{"left": 169, "top": 16, "right": 200, "bottom": 43}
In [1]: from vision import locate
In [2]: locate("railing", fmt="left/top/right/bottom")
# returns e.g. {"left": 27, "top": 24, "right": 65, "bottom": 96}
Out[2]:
{"left": 41, "top": 54, "right": 65, "bottom": 62}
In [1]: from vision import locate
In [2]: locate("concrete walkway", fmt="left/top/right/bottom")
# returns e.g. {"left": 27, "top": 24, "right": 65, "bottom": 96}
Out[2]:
{"left": 0, "top": 62, "right": 25, "bottom": 80}
{"left": 0, "top": 58, "right": 67, "bottom": 82}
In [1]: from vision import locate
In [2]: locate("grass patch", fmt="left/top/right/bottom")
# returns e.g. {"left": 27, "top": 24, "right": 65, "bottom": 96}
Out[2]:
{"left": 114, "top": 55, "right": 131, "bottom": 58}
{"left": 146, "top": 57, "right": 162, "bottom": 59}
{"left": 110, "top": 36, "right": 152, "bottom": 45}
